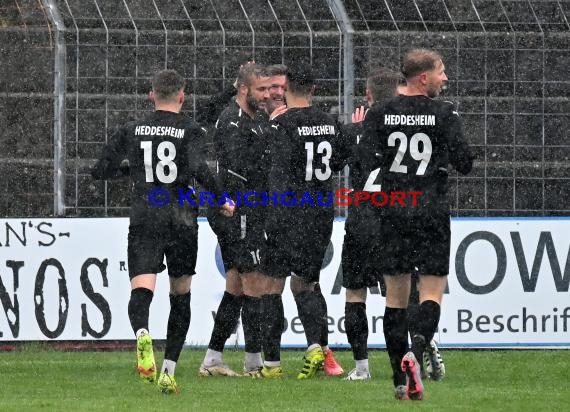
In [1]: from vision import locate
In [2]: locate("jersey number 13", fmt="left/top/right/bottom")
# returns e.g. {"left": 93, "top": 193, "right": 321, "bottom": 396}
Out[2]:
{"left": 305, "top": 141, "right": 332, "bottom": 181}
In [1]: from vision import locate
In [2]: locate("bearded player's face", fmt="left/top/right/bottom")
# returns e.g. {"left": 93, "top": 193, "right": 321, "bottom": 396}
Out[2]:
{"left": 426, "top": 59, "right": 448, "bottom": 98}
{"left": 246, "top": 76, "right": 271, "bottom": 112}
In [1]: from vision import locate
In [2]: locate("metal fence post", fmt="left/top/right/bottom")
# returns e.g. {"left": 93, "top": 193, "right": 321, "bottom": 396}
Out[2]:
{"left": 43, "top": 0, "right": 66, "bottom": 216}
{"left": 326, "top": 0, "right": 354, "bottom": 124}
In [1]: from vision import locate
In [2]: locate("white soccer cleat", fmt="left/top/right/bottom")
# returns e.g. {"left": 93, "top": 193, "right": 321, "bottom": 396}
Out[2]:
{"left": 425, "top": 339, "right": 445, "bottom": 381}
{"left": 344, "top": 368, "right": 371, "bottom": 381}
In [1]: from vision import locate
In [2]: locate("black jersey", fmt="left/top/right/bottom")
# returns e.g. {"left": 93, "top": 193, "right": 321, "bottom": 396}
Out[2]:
{"left": 195, "top": 87, "right": 237, "bottom": 127}
{"left": 341, "top": 120, "right": 380, "bottom": 233}
{"left": 214, "top": 100, "right": 272, "bottom": 196}
{"left": 354, "top": 95, "right": 473, "bottom": 217}
{"left": 91, "top": 110, "right": 221, "bottom": 203}
{"left": 266, "top": 106, "right": 345, "bottom": 232}
{"left": 269, "top": 106, "right": 344, "bottom": 195}
{"left": 340, "top": 121, "right": 364, "bottom": 147}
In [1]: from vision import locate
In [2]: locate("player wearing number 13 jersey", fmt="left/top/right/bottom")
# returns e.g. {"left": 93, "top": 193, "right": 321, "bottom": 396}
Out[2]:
{"left": 354, "top": 49, "right": 473, "bottom": 400}
{"left": 260, "top": 63, "right": 346, "bottom": 379}
{"left": 92, "top": 69, "right": 233, "bottom": 394}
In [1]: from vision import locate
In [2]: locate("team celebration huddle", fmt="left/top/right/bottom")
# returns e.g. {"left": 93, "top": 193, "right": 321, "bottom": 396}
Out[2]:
{"left": 92, "top": 48, "right": 474, "bottom": 401}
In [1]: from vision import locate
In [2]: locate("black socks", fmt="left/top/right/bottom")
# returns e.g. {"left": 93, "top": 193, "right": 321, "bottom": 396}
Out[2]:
{"left": 208, "top": 291, "right": 243, "bottom": 352}
{"left": 383, "top": 307, "right": 408, "bottom": 387}
{"left": 164, "top": 292, "right": 191, "bottom": 363}
{"left": 345, "top": 302, "right": 368, "bottom": 360}
{"left": 128, "top": 287, "right": 153, "bottom": 334}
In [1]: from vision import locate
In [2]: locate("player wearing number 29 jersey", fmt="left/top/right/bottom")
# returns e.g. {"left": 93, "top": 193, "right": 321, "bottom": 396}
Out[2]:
{"left": 354, "top": 49, "right": 473, "bottom": 401}
{"left": 354, "top": 92, "right": 473, "bottom": 278}
{"left": 358, "top": 95, "right": 472, "bottom": 217}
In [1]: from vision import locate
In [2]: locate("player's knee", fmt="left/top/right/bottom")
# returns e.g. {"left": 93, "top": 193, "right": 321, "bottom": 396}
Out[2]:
{"left": 290, "top": 275, "right": 314, "bottom": 296}
{"left": 169, "top": 275, "right": 192, "bottom": 295}
{"left": 345, "top": 288, "right": 367, "bottom": 302}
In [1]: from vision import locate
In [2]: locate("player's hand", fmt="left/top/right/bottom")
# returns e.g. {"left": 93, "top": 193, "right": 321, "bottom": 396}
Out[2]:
{"left": 118, "top": 159, "right": 130, "bottom": 177}
{"left": 351, "top": 106, "right": 368, "bottom": 123}
{"left": 270, "top": 104, "right": 287, "bottom": 120}
{"left": 220, "top": 200, "right": 236, "bottom": 217}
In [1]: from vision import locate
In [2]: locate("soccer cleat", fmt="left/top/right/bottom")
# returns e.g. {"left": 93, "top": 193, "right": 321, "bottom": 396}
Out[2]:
{"left": 394, "top": 385, "right": 409, "bottom": 400}
{"left": 198, "top": 363, "right": 240, "bottom": 377}
{"left": 297, "top": 346, "right": 325, "bottom": 379}
{"left": 157, "top": 372, "right": 180, "bottom": 395}
{"left": 136, "top": 332, "right": 156, "bottom": 383}
{"left": 425, "top": 339, "right": 445, "bottom": 381}
{"left": 401, "top": 352, "right": 424, "bottom": 401}
{"left": 243, "top": 366, "right": 263, "bottom": 378}
{"left": 323, "top": 348, "right": 344, "bottom": 376}
{"left": 344, "top": 368, "right": 371, "bottom": 381}
{"left": 260, "top": 365, "right": 284, "bottom": 379}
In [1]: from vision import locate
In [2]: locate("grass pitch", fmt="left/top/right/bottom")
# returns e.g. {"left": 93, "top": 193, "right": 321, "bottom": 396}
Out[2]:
{"left": 1, "top": 347, "right": 568, "bottom": 411}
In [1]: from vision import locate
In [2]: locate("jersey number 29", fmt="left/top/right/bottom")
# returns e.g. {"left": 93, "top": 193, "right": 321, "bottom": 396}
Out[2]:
{"left": 363, "top": 132, "right": 432, "bottom": 192}
{"left": 388, "top": 132, "right": 432, "bottom": 175}
{"left": 140, "top": 141, "right": 177, "bottom": 183}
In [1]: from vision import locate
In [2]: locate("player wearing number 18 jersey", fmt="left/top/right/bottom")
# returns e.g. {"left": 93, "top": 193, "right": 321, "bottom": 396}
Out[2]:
{"left": 355, "top": 49, "right": 473, "bottom": 400}
{"left": 92, "top": 69, "right": 233, "bottom": 394}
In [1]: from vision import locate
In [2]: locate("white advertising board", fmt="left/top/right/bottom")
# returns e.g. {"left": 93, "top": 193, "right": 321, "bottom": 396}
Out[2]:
{"left": 0, "top": 217, "right": 569, "bottom": 348}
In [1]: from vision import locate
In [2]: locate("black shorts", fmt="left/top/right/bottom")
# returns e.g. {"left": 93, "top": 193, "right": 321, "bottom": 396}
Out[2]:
{"left": 127, "top": 201, "right": 198, "bottom": 279}
{"left": 264, "top": 214, "right": 333, "bottom": 283}
{"left": 378, "top": 213, "right": 450, "bottom": 277}
{"left": 341, "top": 220, "right": 383, "bottom": 290}
{"left": 208, "top": 207, "right": 266, "bottom": 273}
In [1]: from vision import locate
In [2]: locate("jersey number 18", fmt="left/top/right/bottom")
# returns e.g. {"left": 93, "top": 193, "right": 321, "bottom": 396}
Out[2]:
{"left": 140, "top": 141, "right": 178, "bottom": 183}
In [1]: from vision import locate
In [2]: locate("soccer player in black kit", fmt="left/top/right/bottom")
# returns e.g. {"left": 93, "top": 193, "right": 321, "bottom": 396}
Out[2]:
{"left": 199, "top": 63, "right": 273, "bottom": 377}
{"left": 92, "top": 69, "right": 234, "bottom": 394}
{"left": 341, "top": 67, "right": 402, "bottom": 381}
{"left": 354, "top": 49, "right": 473, "bottom": 400}
{"left": 343, "top": 68, "right": 446, "bottom": 382}
{"left": 261, "top": 63, "right": 344, "bottom": 379}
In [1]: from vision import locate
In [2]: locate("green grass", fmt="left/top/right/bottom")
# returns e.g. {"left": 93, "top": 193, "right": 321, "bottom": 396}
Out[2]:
{"left": 0, "top": 348, "right": 569, "bottom": 411}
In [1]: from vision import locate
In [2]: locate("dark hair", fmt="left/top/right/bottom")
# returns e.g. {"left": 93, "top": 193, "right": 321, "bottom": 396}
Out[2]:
{"left": 151, "top": 69, "right": 185, "bottom": 100}
{"left": 286, "top": 61, "right": 314, "bottom": 95}
{"left": 366, "top": 67, "right": 403, "bottom": 100}
{"left": 267, "top": 64, "right": 288, "bottom": 77}
{"left": 236, "top": 63, "right": 270, "bottom": 88}
{"left": 401, "top": 49, "right": 443, "bottom": 79}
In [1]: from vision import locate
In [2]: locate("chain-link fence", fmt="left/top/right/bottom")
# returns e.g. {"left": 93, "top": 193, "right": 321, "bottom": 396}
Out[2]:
{"left": 1, "top": 0, "right": 569, "bottom": 218}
